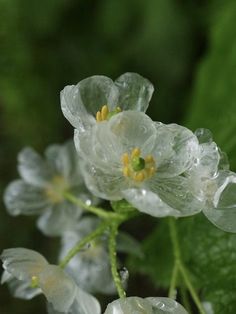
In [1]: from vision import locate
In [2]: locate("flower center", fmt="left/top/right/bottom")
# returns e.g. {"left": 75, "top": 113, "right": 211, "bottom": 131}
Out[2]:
{"left": 121, "top": 147, "right": 156, "bottom": 182}
{"left": 45, "top": 175, "right": 68, "bottom": 204}
{"left": 96, "top": 105, "right": 121, "bottom": 122}
{"left": 31, "top": 275, "right": 39, "bottom": 288}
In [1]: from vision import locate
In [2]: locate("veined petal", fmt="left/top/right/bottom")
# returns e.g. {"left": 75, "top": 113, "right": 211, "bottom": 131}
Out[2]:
{"left": 104, "top": 297, "right": 153, "bottom": 314}
{"left": 1, "top": 248, "right": 48, "bottom": 281}
{"left": 80, "top": 160, "right": 125, "bottom": 200}
{"left": 115, "top": 72, "right": 154, "bottom": 112}
{"left": 39, "top": 265, "right": 76, "bottom": 312}
{"left": 37, "top": 202, "right": 82, "bottom": 236}
{"left": 1, "top": 270, "right": 41, "bottom": 300}
{"left": 4, "top": 180, "right": 50, "bottom": 216}
{"left": 146, "top": 297, "right": 188, "bottom": 313}
{"left": 18, "top": 147, "right": 53, "bottom": 187}
{"left": 60, "top": 76, "right": 119, "bottom": 132}
{"left": 203, "top": 171, "right": 236, "bottom": 232}
{"left": 152, "top": 123, "right": 199, "bottom": 178}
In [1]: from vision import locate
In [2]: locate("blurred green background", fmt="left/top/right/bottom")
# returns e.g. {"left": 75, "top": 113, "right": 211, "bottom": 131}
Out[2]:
{"left": 1, "top": 0, "right": 236, "bottom": 313}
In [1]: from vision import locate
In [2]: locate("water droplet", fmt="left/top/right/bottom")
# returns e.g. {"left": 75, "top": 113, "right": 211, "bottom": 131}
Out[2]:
{"left": 119, "top": 267, "right": 129, "bottom": 285}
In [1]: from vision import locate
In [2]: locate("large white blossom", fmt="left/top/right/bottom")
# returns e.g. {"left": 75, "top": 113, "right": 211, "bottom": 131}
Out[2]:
{"left": 104, "top": 296, "right": 188, "bottom": 314}
{"left": 1, "top": 248, "right": 101, "bottom": 314}
{"left": 4, "top": 140, "right": 97, "bottom": 236}
{"left": 60, "top": 73, "right": 154, "bottom": 135}
{"left": 76, "top": 110, "right": 203, "bottom": 218}
{"left": 185, "top": 128, "right": 236, "bottom": 232}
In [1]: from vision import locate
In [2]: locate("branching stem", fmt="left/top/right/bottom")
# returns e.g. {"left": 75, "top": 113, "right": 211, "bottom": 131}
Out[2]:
{"left": 168, "top": 218, "right": 206, "bottom": 314}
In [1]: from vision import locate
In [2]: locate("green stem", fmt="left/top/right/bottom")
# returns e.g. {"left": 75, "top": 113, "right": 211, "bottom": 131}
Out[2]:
{"left": 168, "top": 218, "right": 206, "bottom": 314}
{"left": 168, "top": 261, "right": 178, "bottom": 298}
{"left": 64, "top": 192, "right": 123, "bottom": 220}
{"left": 109, "top": 222, "right": 126, "bottom": 298}
{"left": 59, "top": 221, "right": 109, "bottom": 268}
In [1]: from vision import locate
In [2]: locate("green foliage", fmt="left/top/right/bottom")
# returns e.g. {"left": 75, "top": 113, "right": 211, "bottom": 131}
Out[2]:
{"left": 130, "top": 214, "right": 236, "bottom": 313}
{"left": 185, "top": 0, "right": 236, "bottom": 170}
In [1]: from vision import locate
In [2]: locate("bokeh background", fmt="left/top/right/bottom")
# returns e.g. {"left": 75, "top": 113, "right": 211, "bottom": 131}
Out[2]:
{"left": 1, "top": 0, "right": 236, "bottom": 313}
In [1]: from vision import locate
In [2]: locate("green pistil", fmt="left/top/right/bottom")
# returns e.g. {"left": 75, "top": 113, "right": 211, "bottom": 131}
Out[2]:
{"left": 107, "top": 108, "right": 121, "bottom": 120}
{"left": 131, "top": 156, "right": 145, "bottom": 172}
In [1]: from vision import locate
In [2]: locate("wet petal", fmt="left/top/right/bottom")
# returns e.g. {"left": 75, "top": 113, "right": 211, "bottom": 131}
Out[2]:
{"left": 147, "top": 297, "right": 188, "bottom": 313}
{"left": 39, "top": 265, "right": 76, "bottom": 312}
{"left": 203, "top": 171, "right": 236, "bottom": 232}
{"left": 18, "top": 147, "right": 53, "bottom": 187}
{"left": 37, "top": 202, "right": 82, "bottom": 236}
{"left": 1, "top": 248, "right": 48, "bottom": 281}
{"left": 61, "top": 76, "right": 118, "bottom": 132}
{"left": 104, "top": 297, "right": 153, "bottom": 314}
{"left": 1, "top": 270, "right": 41, "bottom": 300}
{"left": 4, "top": 180, "right": 49, "bottom": 216}
{"left": 115, "top": 72, "right": 154, "bottom": 112}
{"left": 153, "top": 123, "right": 199, "bottom": 178}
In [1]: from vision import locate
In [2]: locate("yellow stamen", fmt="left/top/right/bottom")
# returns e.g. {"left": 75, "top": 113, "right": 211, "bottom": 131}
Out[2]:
{"left": 96, "top": 111, "right": 102, "bottom": 122}
{"left": 123, "top": 167, "right": 130, "bottom": 177}
{"left": 31, "top": 276, "right": 39, "bottom": 288}
{"left": 101, "top": 105, "right": 109, "bottom": 120}
{"left": 145, "top": 155, "right": 155, "bottom": 163}
{"left": 131, "top": 147, "right": 141, "bottom": 158}
{"left": 96, "top": 105, "right": 122, "bottom": 122}
{"left": 134, "top": 172, "right": 145, "bottom": 182}
{"left": 121, "top": 153, "right": 129, "bottom": 166}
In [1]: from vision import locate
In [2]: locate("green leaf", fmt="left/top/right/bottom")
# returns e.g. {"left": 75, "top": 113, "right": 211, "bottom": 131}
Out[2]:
{"left": 185, "top": 1, "right": 236, "bottom": 170}
{"left": 130, "top": 214, "right": 236, "bottom": 313}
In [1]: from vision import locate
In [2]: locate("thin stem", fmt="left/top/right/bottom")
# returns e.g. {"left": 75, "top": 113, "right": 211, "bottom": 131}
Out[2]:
{"left": 180, "top": 285, "right": 192, "bottom": 314}
{"left": 168, "top": 261, "right": 179, "bottom": 299}
{"left": 109, "top": 222, "right": 126, "bottom": 298}
{"left": 64, "top": 192, "right": 123, "bottom": 220}
{"left": 59, "top": 221, "right": 109, "bottom": 268}
{"left": 168, "top": 218, "right": 206, "bottom": 314}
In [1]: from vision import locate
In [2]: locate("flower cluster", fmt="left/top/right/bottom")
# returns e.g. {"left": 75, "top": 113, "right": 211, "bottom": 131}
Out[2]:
{"left": 2, "top": 72, "right": 236, "bottom": 313}
{"left": 61, "top": 72, "right": 236, "bottom": 232}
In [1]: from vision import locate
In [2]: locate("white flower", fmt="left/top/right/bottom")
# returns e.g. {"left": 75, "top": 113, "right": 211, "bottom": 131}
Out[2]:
{"left": 104, "top": 296, "right": 188, "bottom": 314}
{"left": 1, "top": 248, "right": 101, "bottom": 314}
{"left": 185, "top": 128, "right": 236, "bottom": 232}
{"left": 76, "top": 110, "right": 203, "bottom": 218}
{"left": 4, "top": 140, "right": 97, "bottom": 236}
{"left": 60, "top": 73, "right": 154, "bottom": 135}
{"left": 59, "top": 217, "right": 116, "bottom": 295}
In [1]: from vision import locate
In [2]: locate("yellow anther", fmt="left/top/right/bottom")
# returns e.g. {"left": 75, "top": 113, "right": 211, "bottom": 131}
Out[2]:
{"left": 123, "top": 167, "right": 130, "bottom": 177}
{"left": 96, "top": 111, "right": 102, "bottom": 122}
{"left": 31, "top": 276, "right": 39, "bottom": 288}
{"left": 121, "top": 153, "right": 129, "bottom": 166}
{"left": 116, "top": 106, "right": 122, "bottom": 112}
{"left": 145, "top": 155, "right": 155, "bottom": 163}
{"left": 131, "top": 147, "right": 141, "bottom": 158}
{"left": 134, "top": 172, "right": 145, "bottom": 182}
{"left": 101, "top": 105, "right": 109, "bottom": 120}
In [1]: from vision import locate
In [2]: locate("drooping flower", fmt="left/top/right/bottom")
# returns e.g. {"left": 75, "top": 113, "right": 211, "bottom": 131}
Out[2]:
{"left": 59, "top": 216, "right": 116, "bottom": 294}
{"left": 4, "top": 140, "right": 97, "bottom": 236}
{"left": 76, "top": 110, "right": 203, "bottom": 218}
{"left": 185, "top": 128, "right": 236, "bottom": 232}
{"left": 104, "top": 296, "right": 188, "bottom": 314}
{"left": 60, "top": 72, "right": 154, "bottom": 135}
{"left": 1, "top": 248, "right": 101, "bottom": 314}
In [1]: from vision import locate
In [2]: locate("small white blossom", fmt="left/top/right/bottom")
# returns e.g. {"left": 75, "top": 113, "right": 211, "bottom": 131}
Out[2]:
{"left": 1, "top": 248, "right": 101, "bottom": 314}
{"left": 185, "top": 128, "right": 236, "bottom": 232}
{"left": 104, "top": 296, "right": 188, "bottom": 314}
{"left": 60, "top": 73, "right": 154, "bottom": 135}
{"left": 4, "top": 140, "right": 97, "bottom": 236}
{"left": 76, "top": 111, "right": 202, "bottom": 218}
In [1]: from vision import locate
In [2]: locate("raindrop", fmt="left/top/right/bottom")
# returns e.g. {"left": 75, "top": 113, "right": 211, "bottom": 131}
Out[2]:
{"left": 119, "top": 267, "right": 129, "bottom": 285}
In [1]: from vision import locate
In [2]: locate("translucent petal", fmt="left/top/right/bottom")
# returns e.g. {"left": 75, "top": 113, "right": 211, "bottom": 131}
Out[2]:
{"left": 147, "top": 297, "right": 188, "bottom": 313}
{"left": 115, "top": 72, "right": 154, "bottom": 112}
{"left": 39, "top": 265, "right": 76, "bottom": 312}
{"left": 152, "top": 123, "right": 199, "bottom": 178}
{"left": 37, "top": 202, "right": 82, "bottom": 236}
{"left": 1, "top": 248, "right": 48, "bottom": 281}
{"left": 47, "top": 287, "right": 101, "bottom": 314}
{"left": 4, "top": 180, "right": 50, "bottom": 216}
{"left": 60, "top": 217, "right": 115, "bottom": 294}
{"left": 1, "top": 270, "right": 41, "bottom": 300}
{"left": 104, "top": 297, "right": 153, "bottom": 314}
{"left": 18, "top": 147, "right": 53, "bottom": 187}
{"left": 194, "top": 128, "right": 213, "bottom": 144}
{"left": 60, "top": 76, "right": 119, "bottom": 132}
{"left": 203, "top": 171, "right": 236, "bottom": 232}
{"left": 80, "top": 160, "right": 125, "bottom": 200}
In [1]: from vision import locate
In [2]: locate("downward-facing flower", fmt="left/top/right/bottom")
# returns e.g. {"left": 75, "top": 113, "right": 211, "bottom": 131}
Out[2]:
{"left": 1, "top": 248, "right": 101, "bottom": 314}
{"left": 104, "top": 296, "right": 188, "bottom": 314}
{"left": 59, "top": 217, "right": 116, "bottom": 294}
{"left": 4, "top": 140, "right": 97, "bottom": 236}
{"left": 185, "top": 128, "right": 236, "bottom": 232}
{"left": 76, "top": 110, "right": 203, "bottom": 217}
{"left": 60, "top": 73, "right": 154, "bottom": 135}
